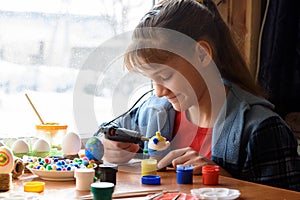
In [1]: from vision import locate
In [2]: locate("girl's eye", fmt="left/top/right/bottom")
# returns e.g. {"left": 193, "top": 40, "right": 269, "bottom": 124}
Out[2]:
{"left": 161, "top": 73, "right": 173, "bottom": 81}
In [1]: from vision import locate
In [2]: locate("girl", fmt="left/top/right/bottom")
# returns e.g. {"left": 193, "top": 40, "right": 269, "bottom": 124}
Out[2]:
{"left": 100, "top": 0, "right": 300, "bottom": 191}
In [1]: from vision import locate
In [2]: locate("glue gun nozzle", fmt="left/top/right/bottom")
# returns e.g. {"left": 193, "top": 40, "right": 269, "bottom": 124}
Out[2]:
{"left": 141, "top": 136, "right": 149, "bottom": 141}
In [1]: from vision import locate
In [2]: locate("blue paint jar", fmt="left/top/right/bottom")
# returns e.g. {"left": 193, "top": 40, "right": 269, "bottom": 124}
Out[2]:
{"left": 176, "top": 164, "right": 194, "bottom": 184}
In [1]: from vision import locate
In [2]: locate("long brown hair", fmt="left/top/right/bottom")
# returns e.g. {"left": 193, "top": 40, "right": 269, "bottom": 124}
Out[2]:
{"left": 124, "top": 0, "right": 264, "bottom": 96}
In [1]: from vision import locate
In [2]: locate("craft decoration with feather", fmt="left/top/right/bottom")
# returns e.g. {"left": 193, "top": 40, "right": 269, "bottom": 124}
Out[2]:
{"left": 148, "top": 131, "right": 170, "bottom": 152}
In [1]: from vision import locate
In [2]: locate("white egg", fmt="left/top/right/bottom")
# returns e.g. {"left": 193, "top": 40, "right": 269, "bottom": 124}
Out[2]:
{"left": 0, "top": 146, "right": 14, "bottom": 173}
{"left": 32, "top": 139, "right": 50, "bottom": 152}
{"left": 11, "top": 139, "right": 30, "bottom": 154}
{"left": 62, "top": 132, "right": 81, "bottom": 155}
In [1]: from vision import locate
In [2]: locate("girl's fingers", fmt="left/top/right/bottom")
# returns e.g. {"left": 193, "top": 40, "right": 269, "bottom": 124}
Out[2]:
{"left": 157, "top": 147, "right": 193, "bottom": 169}
{"left": 157, "top": 147, "right": 214, "bottom": 175}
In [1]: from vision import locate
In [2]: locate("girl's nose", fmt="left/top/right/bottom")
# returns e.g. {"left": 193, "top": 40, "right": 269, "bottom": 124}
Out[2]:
{"left": 155, "top": 83, "right": 168, "bottom": 98}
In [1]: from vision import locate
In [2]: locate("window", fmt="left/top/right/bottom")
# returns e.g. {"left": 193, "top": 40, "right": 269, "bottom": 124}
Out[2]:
{"left": 0, "top": 0, "right": 153, "bottom": 139}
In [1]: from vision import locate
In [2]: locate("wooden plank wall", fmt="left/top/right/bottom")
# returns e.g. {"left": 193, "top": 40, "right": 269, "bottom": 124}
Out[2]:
{"left": 214, "top": 0, "right": 262, "bottom": 78}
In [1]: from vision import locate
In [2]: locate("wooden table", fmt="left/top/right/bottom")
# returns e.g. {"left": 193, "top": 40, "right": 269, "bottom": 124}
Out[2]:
{"left": 6, "top": 164, "right": 300, "bottom": 200}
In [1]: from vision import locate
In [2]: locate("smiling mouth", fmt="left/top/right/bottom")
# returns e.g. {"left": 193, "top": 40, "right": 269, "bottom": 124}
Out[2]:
{"left": 168, "top": 95, "right": 179, "bottom": 103}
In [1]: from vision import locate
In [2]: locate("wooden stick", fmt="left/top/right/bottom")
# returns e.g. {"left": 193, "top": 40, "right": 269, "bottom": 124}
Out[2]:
{"left": 80, "top": 189, "right": 178, "bottom": 199}
{"left": 25, "top": 93, "right": 45, "bottom": 124}
{"left": 145, "top": 192, "right": 164, "bottom": 200}
{"left": 113, "top": 189, "right": 163, "bottom": 198}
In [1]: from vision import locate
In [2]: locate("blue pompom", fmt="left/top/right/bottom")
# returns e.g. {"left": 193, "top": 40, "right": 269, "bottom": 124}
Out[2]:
{"left": 153, "top": 138, "right": 159, "bottom": 144}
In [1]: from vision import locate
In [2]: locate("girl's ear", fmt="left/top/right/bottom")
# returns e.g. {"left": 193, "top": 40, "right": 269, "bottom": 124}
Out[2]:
{"left": 195, "top": 40, "right": 213, "bottom": 67}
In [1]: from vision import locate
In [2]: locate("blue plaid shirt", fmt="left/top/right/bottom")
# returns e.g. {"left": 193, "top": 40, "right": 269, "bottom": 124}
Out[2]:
{"left": 241, "top": 116, "right": 300, "bottom": 191}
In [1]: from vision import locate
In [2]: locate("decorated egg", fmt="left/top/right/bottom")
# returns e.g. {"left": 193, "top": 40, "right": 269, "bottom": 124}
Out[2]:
{"left": 32, "top": 139, "right": 50, "bottom": 153}
{"left": 62, "top": 132, "right": 81, "bottom": 155}
{"left": 0, "top": 146, "right": 14, "bottom": 173}
{"left": 11, "top": 139, "right": 30, "bottom": 154}
{"left": 85, "top": 136, "right": 104, "bottom": 161}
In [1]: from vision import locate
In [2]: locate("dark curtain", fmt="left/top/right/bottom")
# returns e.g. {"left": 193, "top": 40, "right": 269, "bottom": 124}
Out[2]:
{"left": 258, "top": 0, "right": 300, "bottom": 118}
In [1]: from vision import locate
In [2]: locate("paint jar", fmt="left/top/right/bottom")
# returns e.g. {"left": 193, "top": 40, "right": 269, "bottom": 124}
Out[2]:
{"left": 176, "top": 164, "right": 194, "bottom": 184}
{"left": 202, "top": 165, "right": 219, "bottom": 185}
{"left": 36, "top": 123, "right": 68, "bottom": 150}
{"left": 98, "top": 164, "right": 118, "bottom": 185}
{"left": 91, "top": 182, "right": 114, "bottom": 200}
{"left": 74, "top": 168, "right": 95, "bottom": 191}
{"left": 141, "top": 158, "right": 157, "bottom": 176}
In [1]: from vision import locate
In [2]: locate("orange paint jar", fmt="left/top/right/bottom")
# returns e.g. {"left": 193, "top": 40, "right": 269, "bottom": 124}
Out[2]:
{"left": 36, "top": 123, "right": 68, "bottom": 150}
{"left": 202, "top": 165, "right": 219, "bottom": 185}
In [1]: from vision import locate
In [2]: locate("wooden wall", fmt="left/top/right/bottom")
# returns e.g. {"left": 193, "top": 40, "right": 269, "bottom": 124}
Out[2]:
{"left": 214, "top": 0, "right": 262, "bottom": 78}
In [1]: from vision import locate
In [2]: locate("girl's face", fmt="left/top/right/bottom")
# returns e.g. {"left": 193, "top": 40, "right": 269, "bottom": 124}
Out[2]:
{"left": 141, "top": 56, "right": 208, "bottom": 111}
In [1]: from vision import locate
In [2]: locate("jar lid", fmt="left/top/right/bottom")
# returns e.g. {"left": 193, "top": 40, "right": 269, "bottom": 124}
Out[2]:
{"left": 24, "top": 181, "right": 45, "bottom": 193}
{"left": 141, "top": 175, "right": 161, "bottom": 185}
{"left": 99, "top": 163, "right": 118, "bottom": 170}
{"left": 176, "top": 164, "right": 194, "bottom": 172}
{"left": 202, "top": 165, "right": 220, "bottom": 173}
{"left": 91, "top": 182, "right": 114, "bottom": 189}
{"left": 36, "top": 123, "right": 68, "bottom": 130}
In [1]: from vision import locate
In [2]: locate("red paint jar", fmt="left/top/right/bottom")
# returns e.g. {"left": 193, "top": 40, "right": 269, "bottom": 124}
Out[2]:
{"left": 202, "top": 165, "right": 219, "bottom": 185}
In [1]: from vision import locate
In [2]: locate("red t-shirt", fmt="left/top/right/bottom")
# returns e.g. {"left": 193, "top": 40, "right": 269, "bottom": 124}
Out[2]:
{"left": 172, "top": 111, "right": 212, "bottom": 158}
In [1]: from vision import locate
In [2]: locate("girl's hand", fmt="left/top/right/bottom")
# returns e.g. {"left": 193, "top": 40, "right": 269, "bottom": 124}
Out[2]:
{"left": 157, "top": 147, "right": 231, "bottom": 176}
{"left": 101, "top": 138, "right": 140, "bottom": 164}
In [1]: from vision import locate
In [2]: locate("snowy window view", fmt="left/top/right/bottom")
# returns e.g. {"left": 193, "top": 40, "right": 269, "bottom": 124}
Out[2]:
{"left": 0, "top": 0, "right": 153, "bottom": 139}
